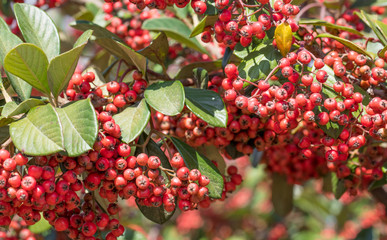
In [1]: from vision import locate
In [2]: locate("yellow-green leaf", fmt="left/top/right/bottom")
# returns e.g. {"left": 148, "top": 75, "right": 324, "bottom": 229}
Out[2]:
{"left": 274, "top": 22, "right": 293, "bottom": 57}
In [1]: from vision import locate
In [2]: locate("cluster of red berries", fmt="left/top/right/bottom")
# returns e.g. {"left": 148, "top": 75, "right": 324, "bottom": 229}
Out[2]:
{"left": 102, "top": 1, "right": 159, "bottom": 50}
{"left": 201, "top": 0, "right": 300, "bottom": 47}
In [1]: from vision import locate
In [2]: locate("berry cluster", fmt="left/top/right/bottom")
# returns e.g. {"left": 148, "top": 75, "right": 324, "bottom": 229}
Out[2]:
{"left": 0, "top": 217, "right": 37, "bottom": 240}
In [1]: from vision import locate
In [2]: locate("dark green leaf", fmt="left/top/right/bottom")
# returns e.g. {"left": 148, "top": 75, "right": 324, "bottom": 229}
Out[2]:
{"left": 0, "top": 126, "right": 10, "bottom": 144}
{"left": 71, "top": 20, "right": 123, "bottom": 42}
{"left": 192, "top": 68, "right": 209, "bottom": 89}
{"left": 142, "top": 17, "right": 208, "bottom": 54}
{"left": 355, "top": 11, "right": 387, "bottom": 46}
{"left": 14, "top": 3, "right": 60, "bottom": 60}
{"left": 144, "top": 81, "right": 185, "bottom": 116}
{"left": 354, "top": 227, "right": 374, "bottom": 240}
{"left": 238, "top": 43, "right": 281, "bottom": 86}
{"left": 175, "top": 60, "right": 222, "bottom": 79}
{"left": 138, "top": 32, "right": 169, "bottom": 65}
{"left": 48, "top": 30, "right": 92, "bottom": 98}
{"left": 272, "top": 173, "right": 293, "bottom": 217}
{"left": 225, "top": 144, "right": 245, "bottom": 159}
{"left": 4, "top": 43, "right": 49, "bottom": 94}
{"left": 190, "top": 15, "right": 218, "bottom": 38}
{"left": 0, "top": 117, "right": 14, "bottom": 127}
{"left": 316, "top": 33, "right": 373, "bottom": 58}
{"left": 331, "top": 173, "right": 346, "bottom": 199}
{"left": 222, "top": 47, "right": 233, "bottom": 70}
{"left": 299, "top": 19, "right": 364, "bottom": 36}
{"left": 184, "top": 87, "right": 227, "bottom": 128}
{"left": 2, "top": 99, "right": 45, "bottom": 118}
{"left": 171, "top": 137, "right": 224, "bottom": 199}
{"left": 0, "top": 30, "right": 32, "bottom": 100}
{"left": 95, "top": 38, "right": 147, "bottom": 74}
{"left": 113, "top": 99, "right": 150, "bottom": 144}
{"left": 57, "top": 99, "right": 98, "bottom": 157}
{"left": 10, "top": 104, "right": 64, "bottom": 156}
{"left": 197, "top": 145, "right": 226, "bottom": 175}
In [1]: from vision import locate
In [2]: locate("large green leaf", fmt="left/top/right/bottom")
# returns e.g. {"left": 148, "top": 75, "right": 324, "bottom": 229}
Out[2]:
{"left": 47, "top": 30, "right": 92, "bottom": 98}
{"left": 56, "top": 99, "right": 98, "bottom": 157}
{"left": 0, "top": 30, "right": 32, "bottom": 100}
{"left": 14, "top": 3, "right": 60, "bottom": 60}
{"left": 135, "top": 133, "right": 175, "bottom": 224}
{"left": 175, "top": 60, "right": 222, "bottom": 80}
{"left": 142, "top": 17, "right": 208, "bottom": 54}
{"left": 190, "top": 15, "right": 218, "bottom": 38}
{"left": 71, "top": 20, "right": 123, "bottom": 42}
{"left": 138, "top": 32, "right": 169, "bottom": 65}
{"left": 238, "top": 43, "right": 282, "bottom": 85}
{"left": 4, "top": 43, "right": 49, "bottom": 94}
{"left": 10, "top": 104, "right": 64, "bottom": 156}
{"left": 95, "top": 38, "right": 147, "bottom": 74}
{"left": 299, "top": 19, "right": 364, "bottom": 36}
{"left": 171, "top": 137, "right": 224, "bottom": 199}
{"left": 113, "top": 99, "right": 150, "bottom": 144}
{"left": 184, "top": 87, "right": 227, "bottom": 128}
{"left": 2, "top": 99, "right": 45, "bottom": 118}
{"left": 144, "top": 81, "right": 185, "bottom": 116}
{"left": 0, "top": 17, "right": 10, "bottom": 32}
{"left": 272, "top": 173, "right": 293, "bottom": 217}
{"left": 316, "top": 33, "right": 373, "bottom": 58}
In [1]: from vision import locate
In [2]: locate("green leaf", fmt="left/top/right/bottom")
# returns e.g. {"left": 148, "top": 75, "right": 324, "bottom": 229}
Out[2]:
{"left": 47, "top": 30, "right": 92, "bottom": 98}
{"left": 142, "top": 17, "right": 208, "bottom": 54}
{"left": 225, "top": 144, "right": 245, "bottom": 159}
{"left": 2, "top": 99, "right": 45, "bottom": 118}
{"left": 29, "top": 214, "right": 51, "bottom": 234}
{"left": 238, "top": 43, "right": 281, "bottom": 86}
{"left": 0, "top": 17, "right": 10, "bottom": 32}
{"left": 171, "top": 137, "right": 224, "bottom": 199}
{"left": 95, "top": 38, "right": 147, "bottom": 74}
{"left": 299, "top": 19, "right": 364, "bottom": 36}
{"left": 331, "top": 173, "right": 346, "bottom": 199}
{"left": 354, "top": 228, "right": 374, "bottom": 240}
{"left": 355, "top": 11, "right": 387, "bottom": 46}
{"left": 352, "top": 0, "right": 387, "bottom": 7}
{"left": 4, "top": 43, "right": 50, "bottom": 94}
{"left": 222, "top": 47, "right": 233, "bottom": 70}
{"left": 138, "top": 32, "right": 169, "bottom": 66}
{"left": 144, "top": 81, "right": 185, "bottom": 116}
{"left": 314, "top": 106, "right": 344, "bottom": 139}
{"left": 192, "top": 68, "right": 209, "bottom": 89}
{"left": 272, "top": 173, "right": 293, "bottom": 217}
{"left": 56, "top": 99, "right": 98, "bottom": 157}
{"left": 0, "top": 30, "right": 32, "bottom": 100}
{"left": 233, "top": 38, "right": 262, "bottom": 59}
{"left": 316, "top": 33, "right": 373, "bottom": 58}
{"left": 197, "top": 145, "right": 226, "bottom": 175}
{"left": 0, "top": 126, "right": 10, "bottom": 144}
{"left": 71, "top": 20, "right": 122, "bottom": 41}
{"left": 113, "top": 99, "right": 150, "bottom": 144}
{"left": 135, "top": 133, "right": 175, "bottom": 224}
{"left": 14, "top": 3, "right": 60, "bottom": 60}
{"left": 0, "top": 117, "right": 14, "bottom": 127}
{"left": 175, "top": 60, "right": 222, "bottom": 79}
{"left": 378, "top": 45, "right": 387, "bottom": 58}
{"left": 10, "top": 104, "right": 64, "bottom": 156}
{"left": 190, "top": 15, "right": 218, "bottom": 38}
{"left": 184, "top": 87, "right": 227, "bottom": 128}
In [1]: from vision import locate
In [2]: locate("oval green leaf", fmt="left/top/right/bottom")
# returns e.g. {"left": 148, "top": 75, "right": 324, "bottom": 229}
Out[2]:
{"left": 299, "top": 19, "right": 364, "bottom": 36}
{"left": 190, "top": 15, "right": 219, "bottom": 38}
{"left": 4, "top": 43, "right": 49, "bottom": 94}
{"left": 113, "top": 99, "right": 150, "bottom": 144}
{"left": 175, "top": 60, "right": 222, "bottom": 80}
{"left": 10, "top": 104, "right": 64, "bottom": 156}
{"left": 2, "top": 99, "right": 45, "bottom": 118}
{"left": 56, "top": 99, "right": 98, "bottom": 157}
{"left": 142, "top": 17, "right": 208, "bottom": 54}
{"left": 144, "top": 81, "right": 185, "bottom": 116}
{"left": 184, "top": 87, "right": 227, "bottom": 128}
{"left": 0, "top": 30, "right": 32, "bottom": 100}
{"left": 171, "top": 137, "right": 224, "bottom": 199}
{"left": 138, "top": 32, "right": 169, "bottom": 65}
{"left": 14, "top": 3, "right": 60, "bottom": 60}
{"left": 48, "top": 30, "right": 92, "bottom": 98}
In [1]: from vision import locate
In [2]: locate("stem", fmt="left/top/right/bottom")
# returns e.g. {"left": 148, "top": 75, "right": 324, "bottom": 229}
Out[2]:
{"left": 1, "top": 138, "right": 12, "bottom": 149}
